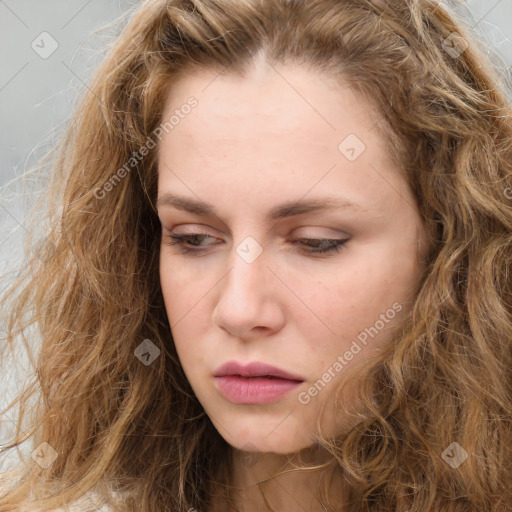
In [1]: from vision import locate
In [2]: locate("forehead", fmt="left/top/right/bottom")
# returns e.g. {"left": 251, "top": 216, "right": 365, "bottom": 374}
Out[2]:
{"left": 161, "top": 63, "right": 381, "bottom": 143}
{"left": 156, "top": 64, "right": 411, "bottom": 220}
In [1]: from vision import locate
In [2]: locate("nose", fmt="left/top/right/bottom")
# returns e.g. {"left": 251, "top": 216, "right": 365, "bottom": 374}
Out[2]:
{"left": 211, "top": 244, "right": 286, "bottom": 338}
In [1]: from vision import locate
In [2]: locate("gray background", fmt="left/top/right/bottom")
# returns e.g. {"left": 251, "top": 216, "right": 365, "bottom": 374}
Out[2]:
{"left": 1, "top": 0, "right": 512, "bottom": 467}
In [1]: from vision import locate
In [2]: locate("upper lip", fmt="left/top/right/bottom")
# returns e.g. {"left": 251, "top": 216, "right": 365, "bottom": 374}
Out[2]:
{"left": 213, "top": 361, "right": 305, "bottom": 381}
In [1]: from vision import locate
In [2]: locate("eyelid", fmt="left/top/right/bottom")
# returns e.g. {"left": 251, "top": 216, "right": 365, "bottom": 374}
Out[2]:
{"left": 296, "top": 227, "right": 350, "bottom": 238}
{"left": 163, "top": 224, "right": 349, "bottom": 239}
{"left": 164, "top": 232, "right": 349, "bottom": 256}
{"left": 162, "top": 225, "right": 219, "bottom": 239}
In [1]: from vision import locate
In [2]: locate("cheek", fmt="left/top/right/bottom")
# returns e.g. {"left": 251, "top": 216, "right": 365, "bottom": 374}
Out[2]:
{"left": 160, "top": 255, "right": 202, "bottom": 317}
{"left": 301, "top": 258, "right": 379, "bottom": 322}
{"left": 327, "top": 243, "right": 419, "bottom": 312}
{"left": 159, "top": 256, "right": 215, "bottom": 355}
{"left": 161, "top": 290, "right": 203, "bottom": 378}
{"left": 160, "top": 265, "right": 197, "bottom": 359}
{"left": 300, "top": 254, "right": 410, "bottom": 357}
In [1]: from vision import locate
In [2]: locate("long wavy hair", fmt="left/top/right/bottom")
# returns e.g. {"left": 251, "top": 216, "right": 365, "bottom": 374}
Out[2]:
{"left": 1, "top": 0, "right": 512, "bottom": 510}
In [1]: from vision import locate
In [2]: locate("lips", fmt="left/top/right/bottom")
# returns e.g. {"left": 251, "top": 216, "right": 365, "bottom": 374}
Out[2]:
{"left": 213, "top": 360, "right": 305, "bottom": 382}
{"left": 213, "top": 361, "right": 305, "bottom": 404}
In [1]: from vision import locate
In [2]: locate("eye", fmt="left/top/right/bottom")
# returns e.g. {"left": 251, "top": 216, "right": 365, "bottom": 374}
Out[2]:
{"left": 163, "top": 232, "right": 348, "bottom": 256}
{"left": 291, "top": 238, "right": 348, "bottom": 254}
{"left": 164, "top": 232, "right": 219, "bottom": 253}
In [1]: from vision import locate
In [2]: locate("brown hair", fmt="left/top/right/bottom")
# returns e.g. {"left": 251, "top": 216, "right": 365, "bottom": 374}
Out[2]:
{"left": 1, "top": 0, "right": 512, "bottom": 510}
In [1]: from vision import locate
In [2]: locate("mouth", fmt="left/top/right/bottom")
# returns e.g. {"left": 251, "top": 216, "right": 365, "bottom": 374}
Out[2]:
{"left": 230, "top": 374, "right": 300, "bottom": 380}
{"left": 214, "top": 374, "right": 304, "bottom": 404}
{"left": 213, "top": 360, "right": 305, "bottom": 382}
{"left": 212, "top": 361, "right": 305, "bottom": 404}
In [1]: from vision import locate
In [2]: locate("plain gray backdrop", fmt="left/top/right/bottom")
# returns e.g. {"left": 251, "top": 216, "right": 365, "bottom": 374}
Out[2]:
{"left": 1, "top": 0, "right": 512, "bottom": 466}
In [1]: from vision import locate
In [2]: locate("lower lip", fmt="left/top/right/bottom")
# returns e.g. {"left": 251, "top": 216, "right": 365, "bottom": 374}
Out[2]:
{"left": 214, "top": 376, "right": 303, "bottom": 404}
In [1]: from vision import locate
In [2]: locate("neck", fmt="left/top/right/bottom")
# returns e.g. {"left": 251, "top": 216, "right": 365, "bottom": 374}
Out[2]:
{"left": 212, "top": 444, "right": 348, "bottom": 512}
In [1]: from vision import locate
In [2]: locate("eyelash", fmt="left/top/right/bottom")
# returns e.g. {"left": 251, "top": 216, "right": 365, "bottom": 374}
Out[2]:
{"left": 163, "top": 232, "right": 348, "bottom": 256}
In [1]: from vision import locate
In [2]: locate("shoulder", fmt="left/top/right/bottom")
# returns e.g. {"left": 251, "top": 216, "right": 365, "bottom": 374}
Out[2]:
{"left": 1, "top": 477, "right": 131, "bottom": 512}
{"left": 49, "top": 489, "right": 118, "bottom": 511}
{"left": 15, "top": 489, "right": 117, "bottom": 512}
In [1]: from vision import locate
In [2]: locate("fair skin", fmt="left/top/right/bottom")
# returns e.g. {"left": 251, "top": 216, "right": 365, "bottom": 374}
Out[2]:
{"left": 157, "top": 54, "right": 428, "bottom": 512}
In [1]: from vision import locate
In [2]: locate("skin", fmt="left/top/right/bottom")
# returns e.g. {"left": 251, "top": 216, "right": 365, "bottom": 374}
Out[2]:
{"left": 157, "top": 53, "right": 428, "bottom": 511}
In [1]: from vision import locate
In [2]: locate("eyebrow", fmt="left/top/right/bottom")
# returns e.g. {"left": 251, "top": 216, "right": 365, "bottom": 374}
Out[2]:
{"left": 156, "top": 192, "right": 365, "bottom": 220}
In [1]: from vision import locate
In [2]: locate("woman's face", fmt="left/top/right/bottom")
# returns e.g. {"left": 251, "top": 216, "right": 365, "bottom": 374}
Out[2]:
{"left": 157, "top": 58, "right": 427, "bottom": 454}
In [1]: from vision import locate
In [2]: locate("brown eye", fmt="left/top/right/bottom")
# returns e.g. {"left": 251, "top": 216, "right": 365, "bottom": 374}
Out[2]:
{"left": 163, "top": 232, "right": 220, "bottom": 254}
{"left": 292, "top": 238, "right": 348, "bottom": 254}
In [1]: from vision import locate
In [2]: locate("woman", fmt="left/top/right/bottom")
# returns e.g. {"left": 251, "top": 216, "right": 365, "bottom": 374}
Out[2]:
{"left": 1, "top": 0, "right": 512, "bottom": 510}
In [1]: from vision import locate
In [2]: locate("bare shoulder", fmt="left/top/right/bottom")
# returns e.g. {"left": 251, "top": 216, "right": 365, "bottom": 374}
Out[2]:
{"left": 1, "top": 478, "right": 129, "bottom": 512}
{"left": 49, "top": 490, "right": 117, "bottom": 511}
{"left": 13, "top": 490, "right": 117, "bottom": 512}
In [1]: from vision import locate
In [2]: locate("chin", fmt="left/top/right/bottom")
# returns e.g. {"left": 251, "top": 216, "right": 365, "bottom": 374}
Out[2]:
{"left": 208, "top": 413, "right": 318, "bottom": 455}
